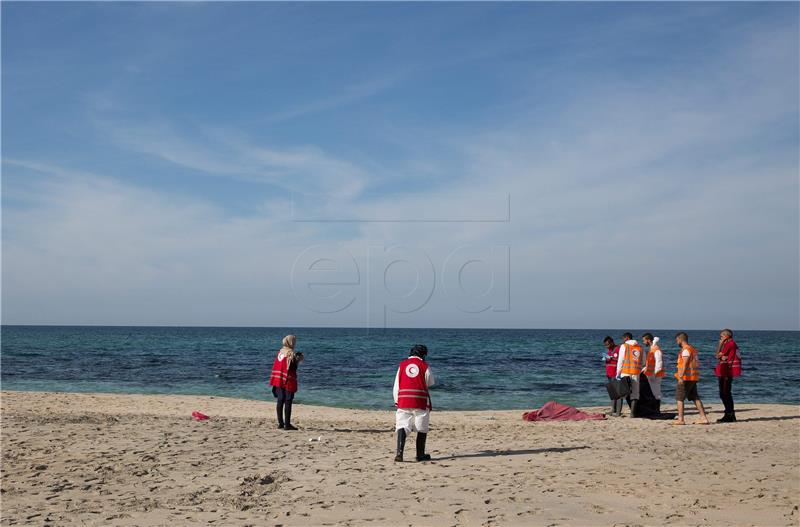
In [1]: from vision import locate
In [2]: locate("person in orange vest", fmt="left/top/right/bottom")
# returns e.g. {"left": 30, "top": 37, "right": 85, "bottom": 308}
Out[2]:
{"left": 715, "top": 328, "right": 742, "bottom": 423}
{"left": 393, "top": 344, "right": 435, "bottom": 462}
{"left": 673, "top": 332, "right": 709, "bottom": 425}
{"left": 615, "top": 332, "right": 643, "bottom": 417}
{"left": 641, "top": 333, "right": 664, "bottom": 413}
{"left": 269, "top": 335, "right": 304, "bottom": 431}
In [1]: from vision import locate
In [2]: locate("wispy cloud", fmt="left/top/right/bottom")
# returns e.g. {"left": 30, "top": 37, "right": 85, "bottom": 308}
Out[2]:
{"left": 265, "top": 71, "right": 407, "bottom": 124}
{"left": 97, "top": 119, "right": 368, "bottom": 198}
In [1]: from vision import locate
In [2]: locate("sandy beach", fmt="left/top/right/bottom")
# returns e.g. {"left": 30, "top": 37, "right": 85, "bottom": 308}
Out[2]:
{"left": 1, "top": 391, "right": 798, "bottom": 526}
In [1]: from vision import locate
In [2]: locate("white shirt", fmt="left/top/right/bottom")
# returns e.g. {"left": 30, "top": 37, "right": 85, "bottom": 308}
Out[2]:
{"left": 616, "top": 340, "right": 641, "bottom": 379}
{"left": 646, "top": 346, "right": 664, "bottom": 374}
{"left": 393, "top": 356, "right": 435, "bottom": 404}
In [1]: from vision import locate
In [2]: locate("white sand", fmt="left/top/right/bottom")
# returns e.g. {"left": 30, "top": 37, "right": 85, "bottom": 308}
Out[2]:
{"left": 1, "top": 391, "right": 798, "bottom": 526}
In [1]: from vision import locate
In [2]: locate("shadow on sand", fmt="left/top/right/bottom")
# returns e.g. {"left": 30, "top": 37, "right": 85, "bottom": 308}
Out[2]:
{"left": 434, "top": 445, "right": 589, "bottom": 461}
{"left": 734, "top": 415, "right": 800, "bottom": 423}
{"left": 304, "top": 427, "right": 390, "bottom": 434}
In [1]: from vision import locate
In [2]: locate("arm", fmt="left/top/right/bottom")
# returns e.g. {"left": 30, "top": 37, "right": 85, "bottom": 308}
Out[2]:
{"left": 425, "top": 367, "right": 435, "bottom": 388}
{"left": 393, "top": 368, "right": 400, "bottom": 404}
{"left": 676, "top": 350, "right": 689, "bottom": 382}
{"left": 616, "top": 344, "right": 625, "bottom": 377}
{"left": 654, "top": 349, "right": 663, "bottom": 374}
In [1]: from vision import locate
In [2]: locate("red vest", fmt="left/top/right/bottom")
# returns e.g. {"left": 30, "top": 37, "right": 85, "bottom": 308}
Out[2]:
{"left": 605, "top": 345, "right": 620, "bottom": 377}
{"left": 269, "top": 354, "right": 298, "bottom": 393}
{"left": 715, "top": 339, "right": 742, "bottom": 378}
{"left": 397, "top": 358, "right": 431, "bottom": 410}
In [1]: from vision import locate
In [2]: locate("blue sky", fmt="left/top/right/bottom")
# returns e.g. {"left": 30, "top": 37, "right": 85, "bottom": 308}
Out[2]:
{"left": 2, "top": 2, "right": 798, "bottom": 329}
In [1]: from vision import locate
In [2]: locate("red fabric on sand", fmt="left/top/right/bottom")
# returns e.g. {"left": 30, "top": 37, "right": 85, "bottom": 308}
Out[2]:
{"left": 522, "top": 401, "right": 605, "bottom": 421}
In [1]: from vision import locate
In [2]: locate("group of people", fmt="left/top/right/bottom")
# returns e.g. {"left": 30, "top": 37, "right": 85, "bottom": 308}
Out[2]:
{"left": 265, "top": 328, "right": 742, "bottom": 464}
{"left": 267, "top": 335, "right": 435, "bottom": 461}
{"left": 603, "top": 329, "right": 742, "bottom": 424}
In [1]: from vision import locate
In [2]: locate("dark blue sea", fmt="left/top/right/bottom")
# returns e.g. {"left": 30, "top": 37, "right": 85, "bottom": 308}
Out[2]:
{"left": 1, "top": 326, "right": 798, "bottom": 410}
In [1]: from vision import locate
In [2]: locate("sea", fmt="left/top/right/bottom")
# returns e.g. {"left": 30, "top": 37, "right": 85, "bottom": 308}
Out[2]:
{"left": 1, "top": 326, "right": 798, "bottom": 410}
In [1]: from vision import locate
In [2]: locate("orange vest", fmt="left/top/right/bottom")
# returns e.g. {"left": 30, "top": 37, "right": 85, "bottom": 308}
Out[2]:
{"left": 644, "top": 346, "right": 665, "bottom": 378}
{"left": 675, "top": 345, "right": 700, "bottom": 382}
{"left": 620, "top": 343, "right": 643, "bottom": 375}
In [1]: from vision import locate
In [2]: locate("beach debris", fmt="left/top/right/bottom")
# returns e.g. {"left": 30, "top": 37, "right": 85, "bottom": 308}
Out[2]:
{"left": 308, "top": 436, "right": 324, "bottom": 442}
{"left": 191, "top": 411, "right": 209, "bottom": 421}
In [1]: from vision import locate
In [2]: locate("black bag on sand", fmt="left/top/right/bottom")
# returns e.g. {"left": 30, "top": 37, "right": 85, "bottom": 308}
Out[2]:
{"left": 638, "top": 375, "right": 677, "bottom": 420}
{"left": 606, "top": 378, "right": 630, "bottom": 400}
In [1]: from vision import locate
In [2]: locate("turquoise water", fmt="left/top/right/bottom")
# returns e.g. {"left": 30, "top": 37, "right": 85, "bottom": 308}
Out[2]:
{"left": 1, "top": 326, "right": 798, "bottom": 410}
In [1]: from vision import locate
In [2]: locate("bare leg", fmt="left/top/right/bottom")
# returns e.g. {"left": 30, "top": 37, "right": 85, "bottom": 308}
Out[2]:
{"left": 673, "top": 400, "right": 685, "bottom": 425}
{"left": 694, "top": 399, "right": 709, "bottom": 424}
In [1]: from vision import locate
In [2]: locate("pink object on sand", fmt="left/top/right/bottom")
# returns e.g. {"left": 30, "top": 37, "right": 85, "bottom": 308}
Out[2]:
{"left": 522, "top": 401, "right": 605, "bottom": 422}
{"left": 191, "top": 411, "right": 210, "bottom": 421}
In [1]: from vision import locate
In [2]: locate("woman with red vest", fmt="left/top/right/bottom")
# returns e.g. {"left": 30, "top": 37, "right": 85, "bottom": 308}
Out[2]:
{"left": 602, "top": 336, "right": 623, "bottom": 416}
{"left": 269, "top": 335, "right": 304, "bottom": 430}
{"left": 393, "top": 344, "right": 435, "bottom": 462}
{"left": 715, "top": 328, "right": 741, "bottom": 423}
{"left": 673, "top": 332, "right": 709, "bottom": 425}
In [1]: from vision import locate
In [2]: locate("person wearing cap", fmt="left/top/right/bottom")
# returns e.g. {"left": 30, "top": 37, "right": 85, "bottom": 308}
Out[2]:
{"left": 393, "top": 344, "right": 435, "bottom": 462}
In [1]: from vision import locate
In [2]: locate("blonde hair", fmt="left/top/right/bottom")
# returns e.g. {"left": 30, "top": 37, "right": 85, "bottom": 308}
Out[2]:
{"left": 279, "top": 334, "right": 298, "bottom": 362}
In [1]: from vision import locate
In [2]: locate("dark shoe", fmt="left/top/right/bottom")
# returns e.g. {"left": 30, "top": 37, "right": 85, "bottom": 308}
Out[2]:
{"left": 729, "top": 412, "right": 736, "bottom": 422}
{"left": 716, "top": 414, "right": 732, "bottom": 423}
{"left": 394, "top": 455, "right": 403, "bottom": 462}
{"left": 284, "top": 424, "right": 298, "bottom": 431}
{"left": 416, "top": 432, "right": 430, "bottom": 462}
{"left": 277, "top": 423, "right": 285, "bottom": 429}
{"left": 630, "top": 400, "right": 639, "bottom": 418}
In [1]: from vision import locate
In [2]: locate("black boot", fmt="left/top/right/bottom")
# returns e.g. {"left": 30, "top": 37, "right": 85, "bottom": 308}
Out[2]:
{"left": 630, "top": 400, "right": 639, "bottom": 418}
{"left": 276, "top": 401, "right": 285, "bottom": 429}
{"left": 283, "top": 401, "right": 297, "bottom": 430}
{"left": 416, "top": 432, "right": 431, "bottom": 462}
{"left": 717, "top": 413, "right": 734, "bottom": 423}
{"left": 394, "top": 429, "right": 406, "bottom": 462}
{"left": 613, "top": 399, "right": 623, "bottom": 416}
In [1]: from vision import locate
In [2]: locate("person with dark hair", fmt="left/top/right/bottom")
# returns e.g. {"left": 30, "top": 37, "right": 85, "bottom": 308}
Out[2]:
{"left": 641, "top": 333, "right": 664, "bottom": 413}
{"left": 615, "top": 332, "right": 643, "bottom": 417}
{"left": 393, "top": 344, "right": 435, "bottom": 462}
{"left": 715, "top": 328, "right": 741, "bottom": 423}
{"left": 673, "top": 332, "right": 709, "bottom": 425}
{"left": 269, "top": 335, "right": 304, "bottom": 431}
{"left": 602, "top": 336, "right": 623, "bottom": 416}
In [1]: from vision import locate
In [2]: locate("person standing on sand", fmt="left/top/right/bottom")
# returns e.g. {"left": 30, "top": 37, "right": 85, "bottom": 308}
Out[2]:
{"left": 672, "top": 332, "right": 710, "bottom": 425}
{"left": 269, "top": 335, "right": 304, "bottom": 431}
{"left": 602, "top": 336, "right": 623, "bottom": 416}
{"left": 615, "top": 332, "right": 643, "bottom": 417}
{"left": 641, "top": 333, "right": 664, "bottom": 413}
{"left": 715, "top": 328, "right": 741, "bottom": 423}
{"left": 393, "top": 344, "right": 435, "bottom": 462}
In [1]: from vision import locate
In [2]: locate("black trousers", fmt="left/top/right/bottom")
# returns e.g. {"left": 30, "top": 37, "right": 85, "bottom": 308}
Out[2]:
{"left": 718, "top": 377, "right": 735, "bottom": 414}
{"left": 273, "top": 386, "right": 295, "bottom": 425}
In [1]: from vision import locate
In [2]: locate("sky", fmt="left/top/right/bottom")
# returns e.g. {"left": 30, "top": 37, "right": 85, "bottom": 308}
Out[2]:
{"left": 2, "top": 2, "right": 798, "bottom": 330}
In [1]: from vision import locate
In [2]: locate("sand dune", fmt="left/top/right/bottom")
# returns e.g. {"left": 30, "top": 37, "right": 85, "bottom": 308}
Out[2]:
{"left": 1, "top": 391, "right": 798, "bottom": 526}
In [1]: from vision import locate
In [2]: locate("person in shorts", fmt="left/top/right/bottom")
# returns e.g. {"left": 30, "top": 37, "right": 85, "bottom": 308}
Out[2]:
{"left": 393, "top": 344, "right": 435, "bottom": 462}
{"left": 673, "top": 332, "right": 709, "bottom": 425}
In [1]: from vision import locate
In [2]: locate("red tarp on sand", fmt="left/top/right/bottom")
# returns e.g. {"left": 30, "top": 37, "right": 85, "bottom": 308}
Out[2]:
{"left": 522, "top": 401, "right": 605, "bottom": 421}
